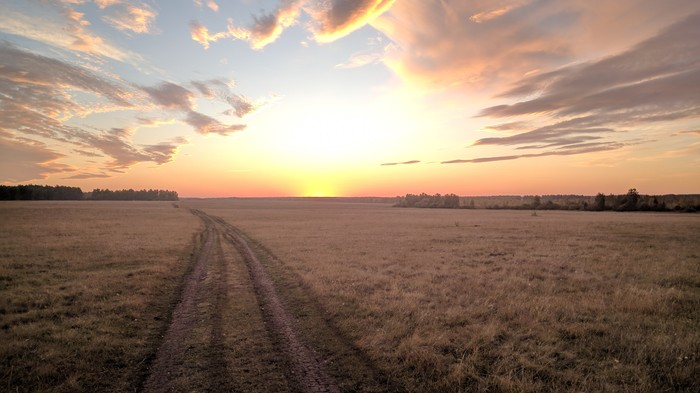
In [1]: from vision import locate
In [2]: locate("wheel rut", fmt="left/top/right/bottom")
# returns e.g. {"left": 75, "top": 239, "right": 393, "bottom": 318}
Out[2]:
{"left": 142, "top": 209, "right": 339, "bottom": 393}
{"left": 143, "top": 212, "right": 218, "bottom": 392}
{"left": 209, "top": 212, "right": 340, "bottom": 393}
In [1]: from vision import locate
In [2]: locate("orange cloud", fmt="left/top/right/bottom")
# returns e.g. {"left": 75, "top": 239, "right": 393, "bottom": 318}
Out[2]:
{"left": 227, "top": 0, "right": 303, "bottom": 50}
{"left": 310, "top": 0, "right": 396, "bottom": 43}
{"left": 374, "top": 0, "right": 700, "bottom": 91}
{"left": 190, "top": 21, "right": 230, "bottom": 49}
{"left": 103, "top": 3, "right": 158, "bottom": 34}
{"left": 195, "top": 0, "right": 396, "bottom": 50}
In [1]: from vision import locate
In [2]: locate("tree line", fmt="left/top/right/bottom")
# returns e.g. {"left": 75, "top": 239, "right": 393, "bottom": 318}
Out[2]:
{"left": 395, "top": 189, "right": 699, "bottom": 212}
{"left": 0, "top": 185, "right": 84, "bottom": 200}
{"left": 0, "top": 185, "right": 178, "bottom": 201}
{"left": 89, "top": 188, "right": 178, "bottom": 201}
{"left": 395, "top": 193, "right": 461, "bottom": 208}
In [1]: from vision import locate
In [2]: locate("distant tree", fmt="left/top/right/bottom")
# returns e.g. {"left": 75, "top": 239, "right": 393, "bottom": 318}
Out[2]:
{"left": 618, "top": 188, "right": 640, "bottom": 211}
{"left": 533, "top": 195, "right": 541, "bottom": 210}
{"left": 594, "top": 193, "right": 606, "bottom": 211}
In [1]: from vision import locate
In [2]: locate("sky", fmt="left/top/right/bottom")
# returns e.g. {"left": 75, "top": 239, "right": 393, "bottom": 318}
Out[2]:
{"left": 1, "top": 0, "right": 699, "bottom": 197}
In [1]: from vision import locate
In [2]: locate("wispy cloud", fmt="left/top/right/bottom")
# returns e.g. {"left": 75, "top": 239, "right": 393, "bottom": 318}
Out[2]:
{"left": 64, "top": 172, "right": 111, "bottom": 179}
{"left": 381, "top": 160, "right": 420, "bottom": 166}
{"left": 442, "top": 142, "right": 627, "bottom": 165}
{"left": 189, "top": 21, "right": 230, "bottom": 49}
{"left": 226, "top": 0, "right": 303, "bottom": 50}
{"left": 0, "top": 1, "right": 137, "bottom": 62}
{"left": 673, "top": 130, "right": 700, "bottom": 136}
{"left": 102, "top": 2, "right": 158, "bottom": 34}
{"left": 95, "top": 0, "right": 123, "bottom": 9}
{"left": 0, "top": 43, "right": 224, "bottom": 180}
{"left": 190, "top": 79, "right": 230, "bottom": 98}
{"left": 335, "top": 51, "right": 383, "bottom": 69}
{"left": 142, "top": 82, "right": 195, "bottom": 111}
{"left": 184, "top": 111, "right": 246, "bottom": 135}
{"left": 225, "top": 94, "right": 258, "bottom": 118}
{"left": 193, "top": 0, "right": 219, "bottom": 12}
{"left": 469, "top": 13, "right": 700, "bottom": 159}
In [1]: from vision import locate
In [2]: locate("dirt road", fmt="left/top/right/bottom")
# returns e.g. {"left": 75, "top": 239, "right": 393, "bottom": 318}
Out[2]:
{"left": 142, "top": 209, "right": 340, "bottom": 392}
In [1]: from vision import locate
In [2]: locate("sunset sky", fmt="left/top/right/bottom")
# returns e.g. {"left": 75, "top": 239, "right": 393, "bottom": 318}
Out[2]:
{"left": 1, "top": 0, "right": 699, "bottom": 197}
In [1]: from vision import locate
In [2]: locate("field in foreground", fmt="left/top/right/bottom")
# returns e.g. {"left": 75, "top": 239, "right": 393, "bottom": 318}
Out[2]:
{"left": 1, "top": 199, "right": 699, "bottom": 392}
{"left": 188, "top": 199, "right": 700, "bottom": 392}
{"left": 0, "top": 202, "right": 200, "bottom": 392}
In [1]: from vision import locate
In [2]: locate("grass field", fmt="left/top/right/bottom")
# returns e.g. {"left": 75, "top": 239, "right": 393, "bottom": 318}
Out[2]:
{"left": 188, "top": 198, "right": 700, "bottom": 392}
{"left": 0, "top": 202, "right": 200, "bottom": 392}
{"left": 1, "top": 199, "right": 699, "bottom": 392}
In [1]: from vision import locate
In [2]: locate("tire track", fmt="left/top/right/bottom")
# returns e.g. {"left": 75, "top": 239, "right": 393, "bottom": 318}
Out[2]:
{"left": 143, "top": 211, "right": 217, "bottom": 393}
{"left": 209, "top": 213, "right": 340, "bottom": 393}
{"left": 143, "top": 209, "right": 340, "bottom": 392}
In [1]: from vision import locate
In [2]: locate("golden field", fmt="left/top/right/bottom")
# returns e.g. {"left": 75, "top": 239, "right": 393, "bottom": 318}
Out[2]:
{"left": 1, "top": 199, "right": 699, "bottom": 392}
{"left": 188, "top": 198, "right": 700, "bottom": 392}
{"left": 0, "top": 202, "right": 200, "bottom": 392}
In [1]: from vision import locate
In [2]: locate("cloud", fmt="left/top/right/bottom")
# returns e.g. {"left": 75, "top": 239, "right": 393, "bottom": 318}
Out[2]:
{"left": 483, "top": 121, "right": 530, "bottom": 132}
{"left": 373, "top": 0, "right": 700, "bottom": 90}
{"left": 335, "top": 51, "right": 383, "bottom": 69}
{"left": 481, "top": 12, "right": 700, "bottom": 118}
{"left": 64, "top": 172, "right": 111, "bottom": 179}
{"left": 0, "top": 44, "right": 192, "bottom": 176}
{"left": 190, "top": 21, "right": 230, "bottom": 49}
{"left": 673, "top": 130, "right": 700, "bottom": 136}
{"left": 0, "top": 42, "right": 133, "bottom": 111}
{"left": 136, "top": 117, "right": 177, "bottom": 127}
{"left": 473, "top": 116, "right": 614, "bottom": 148}
{"left": 190, "top": 78, "right": 230, "bottom": 98}
{"left": 103, "top": 3, "right": 158, "bottom": 34}
{"left": 192, "top": 0, "right": 396, "bottom": 50}
{"left": 442, "top": 142, "right": 627, "bottom": 165}
{"left": 206, "top": 1, "right": 219, "bottom": 12}
{"left": 0, "top": 138, "right": 72, "bottom": 183}
{"left": 439, "top": 11, "right": 700, "bottom": 165}
{"left": 74, "top": 128, "right": 188, "bottom": 170}
{"left": 95, "top": 0, "right": 123, "bottom": 8}
{"left": 225, "top": 94, "right": 258, "bottom": 118}
{"left": 193, "top": 0, "right": 218, "bottom": 11}
{"left": 0, "top": 1, "right": 136, "bottom": 62}
{"left": 310, "top": 0, "right": 396, "bottom": 43}
{"left": 226, "top": 0, "right": 303, "bottom": 50}
{"left": 184, "top": 111, "right": 247, "bottom": 135}
{"left": 142, "top": 82, "right": 195, "bottom": 111}
{"left": 469, "top": 3, "right": 522, "bottom": 24}
{"left": 142, "top": 137, "right": 189, "bottom": 164}
{"left": 380, "top": 160, "right": 420, "bottom": 166}
{"left": 73, "top": 149, "right": 103, "bottom": 158}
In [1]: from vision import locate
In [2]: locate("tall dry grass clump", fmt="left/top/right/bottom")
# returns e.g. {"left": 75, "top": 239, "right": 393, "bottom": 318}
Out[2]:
{"left": 0, "top": 201, "right": 199, "bottom": 392}
{"left": 192, "top": 199, "right": 700, "bottom": 392}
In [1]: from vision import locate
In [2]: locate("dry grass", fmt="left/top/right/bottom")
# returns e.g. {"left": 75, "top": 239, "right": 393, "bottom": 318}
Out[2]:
{"left": 189, "top": 198, "right": 700, "bottom": 392}
{"left": 0, "top": 201, "right": 200, "bottom": 392}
